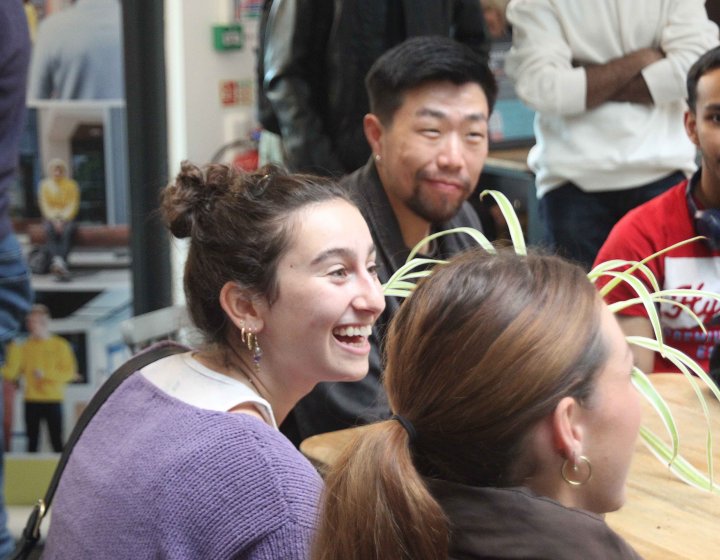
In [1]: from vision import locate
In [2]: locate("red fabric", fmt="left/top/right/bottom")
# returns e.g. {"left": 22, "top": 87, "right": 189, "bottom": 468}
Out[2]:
{"left": 594, "top": 180, "right": 720, "bottom": 373}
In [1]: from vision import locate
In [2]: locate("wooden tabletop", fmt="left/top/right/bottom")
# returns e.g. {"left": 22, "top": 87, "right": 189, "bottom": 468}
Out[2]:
{"left": 300, "top": 374, "right": 720, "bottom": 559}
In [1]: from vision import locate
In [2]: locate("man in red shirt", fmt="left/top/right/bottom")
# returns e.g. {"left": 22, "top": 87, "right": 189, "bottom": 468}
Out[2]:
{"left": 595, "top": 46, "right": 720, "bottom": 373}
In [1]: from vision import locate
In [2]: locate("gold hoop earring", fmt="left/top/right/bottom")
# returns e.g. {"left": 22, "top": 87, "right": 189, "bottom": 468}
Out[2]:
{"left": 240, "top": 326, "right": 248, "bottom": 344}
{"left": 561, "top": 455, "right": 592, "bottom": 486}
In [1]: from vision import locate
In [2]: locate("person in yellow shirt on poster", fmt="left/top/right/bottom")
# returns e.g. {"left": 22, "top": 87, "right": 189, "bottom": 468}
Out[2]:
{"left": 2, "top": 304, "right": 78, "bottom": 452}
{"left": 38, "top": 158, "right": 80, "bottom": 281}
{"left": 23, "top": 0, "right": 38, "bottom": 42}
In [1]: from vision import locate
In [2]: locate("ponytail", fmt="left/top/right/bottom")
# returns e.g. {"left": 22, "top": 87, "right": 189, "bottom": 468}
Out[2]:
{"left": 312, "top": 420, "right": 449, "bottom": 560}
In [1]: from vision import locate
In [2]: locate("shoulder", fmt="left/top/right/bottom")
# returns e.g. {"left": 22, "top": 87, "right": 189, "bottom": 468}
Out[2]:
{"left": 340, "top": 163, "right": 392, "bottom": 224}
{"left": 627, "top": 181, "right": 686, "bottom": 219}
{"left": 72, "top": 379, "right": 322, "bottom": 554}
{"left": 49, "top": 335, "right": 74, "bottom": 350}
{"left": 160, "top": 415, "right": 323, "bottom": 546}
{"left": 61, "top": 177, "right": 80, "bottom": 190}
{"left": 620, "top": 181, "right": 687, "bottom": 231}
{"left": 432, "top": 482, "right": 640, "bottom": 560}
{"left": 124, "top": 384, "right": 322, "bottom": 519}
{"left": 599, "top": 182, "right": 688, "bottom": 259}
{"left": 340, "top": 162, "right": 377, "bottom": 198}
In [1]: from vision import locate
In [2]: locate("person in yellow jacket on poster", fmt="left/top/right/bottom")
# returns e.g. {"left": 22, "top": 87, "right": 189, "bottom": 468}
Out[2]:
{"left": 38, "top": 158, "right": 80, "bottom": 281}
{"left": 2, "top": 304, "right": 78, "bottom": 452}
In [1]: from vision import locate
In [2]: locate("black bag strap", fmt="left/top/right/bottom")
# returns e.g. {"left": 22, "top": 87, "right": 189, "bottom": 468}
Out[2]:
{"left": 13, "top": 344, "right": 185, "bottom": 555}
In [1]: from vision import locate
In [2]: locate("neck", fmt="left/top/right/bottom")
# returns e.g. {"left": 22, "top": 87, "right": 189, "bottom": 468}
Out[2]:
{"left": 697, "top": 166, "right": 720, "bottom": 209}
{"left": 196, "top": 345, "right": 307, "bottom": 426}
{"left": 380, "top": 185, "right": 432, "bottom": 252}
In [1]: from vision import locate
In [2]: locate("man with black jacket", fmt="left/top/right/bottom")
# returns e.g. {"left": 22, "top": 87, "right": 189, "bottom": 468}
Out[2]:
{"left": 281, "top": 37, "right": 497, "bottom": 445}
{"left": 258, "top": 0, "right": 490, "bottom": 176}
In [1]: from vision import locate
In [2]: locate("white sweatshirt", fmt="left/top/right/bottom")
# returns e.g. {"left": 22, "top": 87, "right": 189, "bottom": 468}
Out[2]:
{"left": 506, "top": 0, "right": 718, "bottom": 197}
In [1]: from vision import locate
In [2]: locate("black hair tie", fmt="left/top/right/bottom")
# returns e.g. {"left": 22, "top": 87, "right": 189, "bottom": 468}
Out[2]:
{"left": 390, "top": 414, "right": 417, "bottom": 444}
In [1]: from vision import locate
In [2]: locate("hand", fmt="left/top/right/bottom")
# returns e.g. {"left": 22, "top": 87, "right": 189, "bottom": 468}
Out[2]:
{"left": 633, "top": 47, "right": 664, "bottom": 68}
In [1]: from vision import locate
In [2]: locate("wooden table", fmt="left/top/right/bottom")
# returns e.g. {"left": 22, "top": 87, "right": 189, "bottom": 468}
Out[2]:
{"left": 300, "top": 374, "right": 720, "bottom": 559}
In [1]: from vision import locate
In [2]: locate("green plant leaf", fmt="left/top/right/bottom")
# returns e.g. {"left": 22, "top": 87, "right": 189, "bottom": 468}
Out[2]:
{"left": 406, "top": 227, "right": 495, "bottom": 262}
{"left": 640, "top": 426, "right": 719, "bottom": 491}
{"left": 588, "top": 259, "right": 660, "bottom": 294}
{"left": 591, "top": 236, "right": 705, "bottom": 296}
{"left": 479, "top": 190, "right": 526, "bottom": 255}
{"left": 382, "top": 258, "right": 446, "bottom": 296}
{"left": 597, "top": 270, "right": 666, "bottom": 358}
{"left": 628, "top": 336, "right": 718, "bottom": 489}
{"left": 630, "top": 367, "right": 679, "bottom": 460}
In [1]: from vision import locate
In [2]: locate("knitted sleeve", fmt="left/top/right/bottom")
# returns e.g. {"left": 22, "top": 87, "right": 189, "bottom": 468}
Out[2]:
{"left": 241, "top": 521, "right": 317, "bottom": 560}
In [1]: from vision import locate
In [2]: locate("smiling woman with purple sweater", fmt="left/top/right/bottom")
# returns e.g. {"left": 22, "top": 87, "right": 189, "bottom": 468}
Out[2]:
{"left": 41, "top": 163, "right": 385, "bottom": 559}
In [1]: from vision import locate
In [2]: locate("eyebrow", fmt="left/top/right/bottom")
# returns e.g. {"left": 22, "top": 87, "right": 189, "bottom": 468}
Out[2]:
{"left": 310, "top": 244, "right": 377, "bottom": 266}
{"left": 415, "top": 107, "right": 487, "bottom": 122}
{"left": 703, "top": 103, "right": 720, "bottom": 112}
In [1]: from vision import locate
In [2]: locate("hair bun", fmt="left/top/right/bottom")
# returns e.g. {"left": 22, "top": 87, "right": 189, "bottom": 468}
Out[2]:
{"left": 161, "top": 161, "right": 233, "bottom": 239}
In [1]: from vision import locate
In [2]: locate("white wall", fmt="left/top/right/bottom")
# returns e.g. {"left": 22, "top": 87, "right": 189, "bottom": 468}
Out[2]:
{"left": 164, "top": 0, "right": 261, "bottom": 303}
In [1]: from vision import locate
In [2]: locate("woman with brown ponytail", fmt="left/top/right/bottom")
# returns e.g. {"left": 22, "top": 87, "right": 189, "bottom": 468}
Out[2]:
{"left": 314, "top": 248, "right": 643, "bottom": 560}
{"left": 43, "top": 162, "right": 385, "bottom": 559}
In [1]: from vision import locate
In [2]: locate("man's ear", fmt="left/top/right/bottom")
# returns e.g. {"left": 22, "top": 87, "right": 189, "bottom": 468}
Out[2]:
{"left": 363, "top": 113, "right": 385, "bottom": 158}
{"left": 219, "top": 281, "right": 266, "bottom": 334}
{"left": 550, "top": 396, "right": 585, "bottom": 461}
{"left": 685, "top": 110, "right": 699, "bottom": 147}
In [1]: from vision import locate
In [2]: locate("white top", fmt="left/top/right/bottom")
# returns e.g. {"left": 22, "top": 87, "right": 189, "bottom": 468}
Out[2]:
{"left": 505, "top": 0, "right": 718, "bottom": 197}
{"left": 140, "top": 352, "right": 277, "bottom": 429}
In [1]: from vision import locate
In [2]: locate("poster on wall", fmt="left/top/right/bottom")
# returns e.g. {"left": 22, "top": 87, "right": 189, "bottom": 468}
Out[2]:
{"left": 4, "top": 0, "right": 132, "bottom": 455}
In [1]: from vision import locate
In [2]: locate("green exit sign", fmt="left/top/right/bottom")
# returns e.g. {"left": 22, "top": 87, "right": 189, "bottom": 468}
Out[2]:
{"left": 213, "top": 24, "right": 244, "bottom": 51}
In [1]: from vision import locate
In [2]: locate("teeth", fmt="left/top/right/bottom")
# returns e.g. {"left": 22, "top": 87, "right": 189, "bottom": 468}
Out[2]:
{"left": 333, "top": 325, "right": 372, "bottom": 337}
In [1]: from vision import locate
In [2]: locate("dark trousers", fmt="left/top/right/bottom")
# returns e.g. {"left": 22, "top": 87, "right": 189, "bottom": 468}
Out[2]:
{"left": 24, "top": 401, "right": 63, "bottom": 452}
{"left": 538, "top": 171, "right": 685, "bottom": 270}
{"left": 44, "top": 220, "right": 77, "bottom": 261}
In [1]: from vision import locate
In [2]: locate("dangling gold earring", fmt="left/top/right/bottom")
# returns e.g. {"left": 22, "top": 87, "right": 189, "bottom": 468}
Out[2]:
{"left": 247, "top": 329, "right": 263, "bottom": 372}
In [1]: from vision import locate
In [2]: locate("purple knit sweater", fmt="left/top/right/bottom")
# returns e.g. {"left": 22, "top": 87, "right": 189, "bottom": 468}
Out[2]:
{"left": 42, "top": 373, "right": 323, "bottom": 559}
